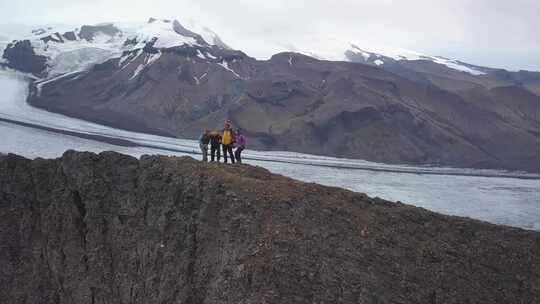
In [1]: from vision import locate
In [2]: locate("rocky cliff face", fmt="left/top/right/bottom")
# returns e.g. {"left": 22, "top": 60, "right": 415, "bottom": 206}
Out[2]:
{"left": 1, "top": 151, "right": 540, "bottom": 304}
{"left": 2, "top": 40, "right": 48, "bottom": 75}
{"left": 78, "top": 24, "right": 121, "bottom": 42}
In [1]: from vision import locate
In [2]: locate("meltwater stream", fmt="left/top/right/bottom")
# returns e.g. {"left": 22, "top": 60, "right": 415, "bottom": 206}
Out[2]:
{"left": 1, "top": 71, "right": 539, "bottom": 230}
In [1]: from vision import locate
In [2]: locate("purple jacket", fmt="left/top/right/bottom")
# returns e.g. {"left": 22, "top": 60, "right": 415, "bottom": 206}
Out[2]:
{"left": 234, "top": 134, "right": 246, "bottom": 148}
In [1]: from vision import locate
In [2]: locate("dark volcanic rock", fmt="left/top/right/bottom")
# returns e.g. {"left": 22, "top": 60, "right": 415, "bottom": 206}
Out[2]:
{"left": 2, "top": 40, "right": 47, "bottom": 75}
{"left": 78, "top": 23, "right": 120, "bottom": 41}
{"left": 1, "top": 151, "right": 539, "bottom": 304}
{"left": 62, "top": 31, "right": 77, "bottom": 41}
{"left": 172, "top": 20, "right": 208, "bottom": 46}
{"left": 40, "top": 32, "right": 64, "bottom": 44}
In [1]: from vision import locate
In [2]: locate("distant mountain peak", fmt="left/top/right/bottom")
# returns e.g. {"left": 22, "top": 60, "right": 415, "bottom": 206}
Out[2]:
{"left": 344, "top": 44, "right": 487, "bottom": 75}
{"left": 1, "top": 18, "right": 231, "bottom": 77}
{"left": 282, "top": 38, "right": 487, "bottom": 76}
{"left": 129, "top": 18, "right": 200, "bottom": 49}
{"left": 125, "top": 18, "right": 230, "bottom": 50}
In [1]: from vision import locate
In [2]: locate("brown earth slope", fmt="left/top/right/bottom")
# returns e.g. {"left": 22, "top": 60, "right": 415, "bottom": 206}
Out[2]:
{"left": 29, "top": 47, "right": 540, "bottom": 172}
{"left": 1, "top": 151, "right": 539, "bottom": 303}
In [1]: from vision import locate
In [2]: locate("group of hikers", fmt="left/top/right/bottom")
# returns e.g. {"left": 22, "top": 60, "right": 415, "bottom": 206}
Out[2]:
{"left": 198, "top": 120, "right": 246, "bottom": 164}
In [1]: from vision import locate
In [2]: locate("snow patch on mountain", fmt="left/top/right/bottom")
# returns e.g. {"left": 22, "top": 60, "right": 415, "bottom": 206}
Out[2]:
{"left": 281, "top": 37, "right": 486, "bottom": 75}
{"left": 146, "top": 52, "right": 162, "bottom": 66}
{"left": 430, "top": 56, "right": 486, "bottom": 75}
{"left": 130, "top": 64, "right": 145, "bottom": 80}
{"left": 349, "top": 44, "right": 425, "bottom": 61}
{"left": 347, "top": 44, "right": 487, "bottom": 75}
{"left": 130, "top": 19, "right": 198, "bottom": 49}
{"left": 196, "top": 49, "right": 206, "bottom": 59}
{"left": 217, "top": 60, "right": 241, "bottom": 78}
{"left": 182, "top": 19, "right": 230, "bottom": 49}
{"left": 35, "top": 70, "right": 83, "bottom": 96}
{"left": 205, "top": 52, "right": 217, "bottom": 60}
{"left": 129, "top": 51, "right": 162, "bottom": 80}
{"left": 118, "top": 50, "right": 142, "bottom": 71}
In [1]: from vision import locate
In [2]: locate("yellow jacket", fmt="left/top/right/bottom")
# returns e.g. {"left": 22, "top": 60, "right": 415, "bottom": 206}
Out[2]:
{"left": 222, "top": 129, "right": 234, "bottom": 145}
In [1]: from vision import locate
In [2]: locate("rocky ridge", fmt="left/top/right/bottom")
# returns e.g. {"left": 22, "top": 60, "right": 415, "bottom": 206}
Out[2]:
{"left": 1, "top": 151, "right": 539, "bottom": 303}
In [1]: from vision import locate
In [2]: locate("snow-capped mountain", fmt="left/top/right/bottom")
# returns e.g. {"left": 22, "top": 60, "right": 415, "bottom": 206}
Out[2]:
{"left": 1, "top": 18, "right": 229, "bottom": 77}
{"left": 0, "top": 18, "right": 525, "bottom": 80}
{"left": 344, "top": 44, "right": 488, "bottom": 76}
{"left": 282, "top": 38, "right": 488, "bottom": 76}
{"left": 3, "top": 18, "right": 540, "bottom": 172}
{"left": 1, "top": 23, "right": 123, "bottom": 76}
{"left": 126, "top": 18, "right": 228, "bottom": 50}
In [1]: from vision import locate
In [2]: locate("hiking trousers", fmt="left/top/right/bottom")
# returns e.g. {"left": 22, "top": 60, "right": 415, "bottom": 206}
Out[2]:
{"left": 222, "top": 144, "right": 235, "bottom": 164}
{"left": 210, "top": 145, "right": 221, "bottom": 162}
{"left": 235, "top": 147, "right": 244, "bottom": 163}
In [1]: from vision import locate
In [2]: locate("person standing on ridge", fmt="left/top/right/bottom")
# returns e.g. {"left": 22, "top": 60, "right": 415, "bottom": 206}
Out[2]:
{"left": 234, "top": 129, "right": 246, "bottom": 163}
{"left": 209, "top": 130, "right": 222, "bottom": 162}
{"left": 198, "top": 129, "right": 210, "bottom": 162}
{"left": 221, "top": 121, "right": 235, "bottom": 164}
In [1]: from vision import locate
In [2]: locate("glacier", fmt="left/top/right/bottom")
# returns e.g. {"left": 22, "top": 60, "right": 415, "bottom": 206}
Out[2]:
{"left": 0, "top": 70, "right": 539, "bottom": 231}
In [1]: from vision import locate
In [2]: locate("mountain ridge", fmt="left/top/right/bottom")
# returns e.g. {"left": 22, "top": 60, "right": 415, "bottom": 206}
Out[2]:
{"left": 3, "top": 18, "right": 539, "bottom": 78}
{"left": 1, "top": 150, "right": 540, "bottom": 303}
{"left": 28, "top": 48, "right": 540, "bottom": 172}
{"left": 3, "top": 18, "right": 540, "bottom": 172}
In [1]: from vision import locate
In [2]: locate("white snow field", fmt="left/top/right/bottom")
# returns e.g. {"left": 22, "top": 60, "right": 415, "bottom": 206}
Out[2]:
{"left": 0, "top": 71, "right": 539, "bottom": 231}
{"left": 130, "top": 19, "right": 197, "bottom": 49}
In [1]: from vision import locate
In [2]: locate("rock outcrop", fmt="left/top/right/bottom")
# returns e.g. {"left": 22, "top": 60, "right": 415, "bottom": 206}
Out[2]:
{"left": 1, "top": 151, "right": 539, "bottom": 304}
{"left": 78, "top": 24, "right": 121, "bottom": 42}
{"left": 2, "top": 40, "right": 48, "bottom": 75}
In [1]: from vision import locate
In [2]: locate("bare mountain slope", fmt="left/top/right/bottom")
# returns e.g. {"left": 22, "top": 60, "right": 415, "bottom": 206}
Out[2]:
{"left": 30, "top": 48, "right": 540, "bottom": 172}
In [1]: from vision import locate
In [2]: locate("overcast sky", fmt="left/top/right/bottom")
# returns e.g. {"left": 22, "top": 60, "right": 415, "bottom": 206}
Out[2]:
{"left": 1, "top": 0, "right": 539, "bottom": 71}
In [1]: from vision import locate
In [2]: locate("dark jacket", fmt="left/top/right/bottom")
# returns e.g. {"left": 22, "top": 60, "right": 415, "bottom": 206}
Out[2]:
{"left": 209, "top": 131, "right": 221, "bottom": 146}
{"left": 199, "top": 133, "right": 210, "bottom": 145}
